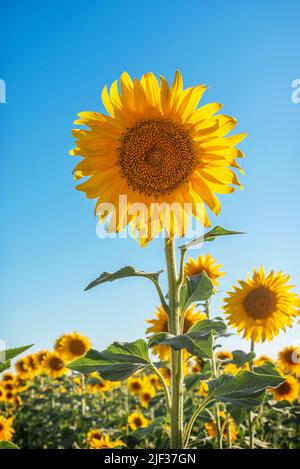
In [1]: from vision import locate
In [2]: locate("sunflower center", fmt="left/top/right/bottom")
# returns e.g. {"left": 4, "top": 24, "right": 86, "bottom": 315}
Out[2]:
{"left": 276, "top": 381, "right": 291, "bottom": 396}
{"left": 133, "top": 417, "right": 142, "bottom": 427}
{"left": 49, "top": 357, "right": 64, "bottom": 371}
{"left": 243, "top": 286, "right": 277, "bottom": 319}
{"left": 69, "top": 339, "right": 86, "bottom": 356}
{"left": 283, "top": 350, "right": 299, "bottom": 365}
{"left": 119, "top": 118, "right": 195, "bottom": 197}
{"left": 0, "top": 423, "right": 3, "bottom": 431}
{"left": 131, "top": 382, "right": 141, "bottom": 390}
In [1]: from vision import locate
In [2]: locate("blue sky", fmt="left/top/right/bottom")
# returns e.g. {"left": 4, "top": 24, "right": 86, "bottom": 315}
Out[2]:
{"left": 1, "top": 0, "right": 299, "bottom": 360}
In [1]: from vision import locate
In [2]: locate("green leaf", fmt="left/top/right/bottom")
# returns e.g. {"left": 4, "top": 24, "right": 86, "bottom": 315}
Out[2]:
{"left": 188, "top": 318, "right": 227, "bottom": 335}
{"left": 253, "top": 361, "right": 282, "bottom": 377}
{"left": 207, "top": 370, "right": 285, "bottom": 409}
{"left": 149, "top": 331, "right": 213, "bottom": 359}
{"left": 0, "top": 361, "right": 11, "bottom": 373}
{"left": 182, "top": 272, "right": 214, "bottom": 311}
{"left": 179, "top": 226, "right": 245, "bottom": 250}
{"left": 228, "top": 350, "right": 256, "bottom": 368}
{"left": 68, "top": 339, "right": 152, "bottom": 381}
{"left": 228, "top": 406, "right": 248, "bottom": 425}
{"left": 0, "top": 344, "right": 33, "bottom": 374}
{"left": 149, "top": 319, "right": 226, "bottom": 360}
{"left": 5, "top": 344, "right": 33, "bottom": 361}
{"left": 0, "top": 440, "right": 19, "bottom": 449}
{"left": 84, "top": 266, "right": 163, "bottom": 291}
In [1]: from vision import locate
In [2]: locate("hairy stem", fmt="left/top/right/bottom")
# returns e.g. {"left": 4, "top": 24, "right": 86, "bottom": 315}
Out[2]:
{"left": 165, "top": 238, "right": 183, "bottom": 448}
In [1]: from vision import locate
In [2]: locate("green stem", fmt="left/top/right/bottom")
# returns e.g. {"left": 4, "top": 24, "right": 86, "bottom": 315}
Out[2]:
{"left": 249, "top": 339, "right": 255, "bottom": 449}
{"left": 183, "top": 397, "right": 213, "bottom": 447}
{"left": 209, "top": 299, "right": 222, "bottom": 449}
{"left": 165, "top": 238, "right": 183, "bottom": 449}
{"left": 151, "top": 363, "right": 171, "bottom": 415}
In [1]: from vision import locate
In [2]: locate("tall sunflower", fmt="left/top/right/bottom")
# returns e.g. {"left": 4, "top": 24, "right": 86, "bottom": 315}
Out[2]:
{"left": 146, "top": 304, "right": 206, "bottom": 360}
{"left": 71, "top": 71, "right": 245, "bottom": 245}
{"left": 223, "top": 267, "right": 299, "bottom": 342}
{"left": 184, "top": 254, "right": 225, "bottom": 286}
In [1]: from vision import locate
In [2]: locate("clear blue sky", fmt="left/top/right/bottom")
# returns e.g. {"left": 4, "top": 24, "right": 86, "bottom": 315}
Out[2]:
{"left": 1, "top": 0, "right": 299, "bottom": 360}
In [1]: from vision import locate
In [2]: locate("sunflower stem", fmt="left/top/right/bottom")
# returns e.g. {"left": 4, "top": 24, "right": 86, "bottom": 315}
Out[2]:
{"left": 210, "top": 301, "right": 223, "bottom": 450}
{"left": 249, "top": 339, "right": 255, "bottom": 449}
{"left": 165, "top": 237, "right": 183, "bottom": 449}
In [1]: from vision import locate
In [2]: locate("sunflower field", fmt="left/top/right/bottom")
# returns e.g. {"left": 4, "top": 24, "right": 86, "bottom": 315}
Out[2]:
{"left": 1, "top": 70, "right": 300, "bottom": 451}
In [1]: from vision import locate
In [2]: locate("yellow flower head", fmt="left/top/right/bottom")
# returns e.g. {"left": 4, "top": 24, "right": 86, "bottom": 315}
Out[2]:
{"left": 139, "top": 386, "right": 156, "bottom": 408}
{"left": 205, "top": 411, "right": 237, "bottom": 443}
{"left": 223, "top": 267, "right": 299, "bottom": 343}
{"left": 87, "top": 430, "right": 125, "bottom": 449}
{"left": 55, "top": 332, "right": 91, "bottom": 362}
{"left": 127, "top": 376, "right": 145, "bottom": 395}
{"left": 25, "top": 354, "right": 40, "bottom": 378}
{"left": 1, "top": 372, "right": 14, "bottom": 382}
{"left": 185, "top": 254, "right": 225, "bottom": 286}
{"left": 128, "top": 410, "right": 150, "bottom": 431}
{"left": 147, "top": 373, "right": 162, "bottom": 390}
{"left": 216, "top": 350, "right": 233, "bottom": 361}
{"left": 199, "top": 380, "right": 209, "bottom": 397}
{"left": 0, "top": 415, "right": 15, "bottom": 441}
{"left": 146, "top": 304, "right": 206, "bottom": 360}
{"left": 223, "top": 363, "right": 239, "bottom": 376}
{"left": 269, "top": 375, "right": 299, "bottom": 403}
{"left": 277, "top": 346, "right": 300, "bottom": 377}
{"left": 71, "top": 71, "right": 245, "bottom": 246}
{"left": 35, "top": 350, "right": 50, "bottom": 368}
{"left": 188, "top": 359, "right": 202, "bottom": 374}
{"left": 43, "top": 352, "right": 68, "bottom": 379}
{"left": 15, "top": 358, "right": 30, "bottom": 380}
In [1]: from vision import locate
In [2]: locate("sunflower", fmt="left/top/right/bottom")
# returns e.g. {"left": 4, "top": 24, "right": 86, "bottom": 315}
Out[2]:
{"left": 147, "top": 373, "right": 161, "bottom": 390}
{"left": 0, "top": 386, "right": 4, "bottom": 402}
{"left": 127, "top": 376, "right": 145, "bottom": 395}
{"left": 205, "top": 411, "right": 237, "bottom": 443}
{"left": 86, "top": 429, "right": 125, "bottom": 449}
{"left": 25, "top": 354, "right": 40, "bottom": 378}
{"left": 188, "top": 358, "right": 203, "bottom": 374}
{"left": 15, "top": 358, "right": 30, "bottom": 380}
{"left": 71, "top": 71, "right": 245, "bottom": 246}
{"left": 223, "top": 267, "right": 299, "bottom": 343}
{"left": 146, "top": 304, "right": 206, "bottom": 360}
{"left": 198, "top": 380, "right": 209, "bottom": 397}
{"left": 0, "top": 416, "right": 14, "bottom": 441}
{"left": 269, "top": 375, "right": 299, "bottom": 403}
{"left": 35, "top": 350, "right": 50, "bottom": 368}
{"left": 139, "top": 386, "right": 156, "bottom": 408}
{"left": 159, "top": 367, "right": 171, "bottom": 385}
{"left": 55, "top": 332, "right": 91, "bottom": 362}
{"left": 184, "top": 254, "right": 225, "bottom": 286}
{"left": 1, "top": 372, "right": 14, "bottom": 382}
{"left": 223, "top": 363, "right": 239, "bottom": 375}
{"left": 128, "top": 410, "right": 150, "bottom": 431}
{"left": 278, "top": 346, "right": 300, "bottom": 377}
{"left": 43, "top": 352, "right": 68, "bottom": 379}
{"left": 216, "top": 350, "right": 233, "bottom": 361}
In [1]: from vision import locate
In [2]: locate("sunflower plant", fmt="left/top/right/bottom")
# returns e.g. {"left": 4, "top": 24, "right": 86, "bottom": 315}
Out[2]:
{"left": 68, "top": 71, "right": 297, "bottom": 449}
